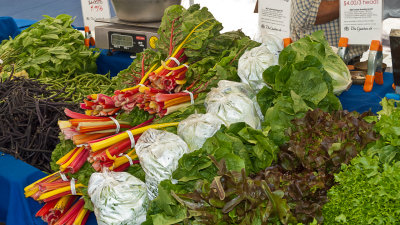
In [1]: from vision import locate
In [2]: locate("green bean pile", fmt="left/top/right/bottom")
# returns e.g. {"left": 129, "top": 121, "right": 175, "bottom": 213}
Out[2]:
{"left": 38, "top": 73, "right": 115, "bottom": 102}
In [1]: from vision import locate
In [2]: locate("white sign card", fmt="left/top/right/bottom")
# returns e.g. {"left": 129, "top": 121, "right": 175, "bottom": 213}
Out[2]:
{"left": 258, "top": 0, "right": 292, "bottom": 40}
{"left": 81, "top": 0, "right": 111, "bottom": 32}
{"left": 340, "top": 0, "right": 383, "bottom": 45}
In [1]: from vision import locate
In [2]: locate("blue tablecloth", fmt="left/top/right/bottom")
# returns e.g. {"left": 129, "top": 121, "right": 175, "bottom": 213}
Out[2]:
{"left": 339, "top": 72, "right": 394, "bottom": 113}
{"left": 0, "top": 17, "right": 21, "bottom": 41}
{"left": 97, "top": 50, "right": 134, "bottom": 77}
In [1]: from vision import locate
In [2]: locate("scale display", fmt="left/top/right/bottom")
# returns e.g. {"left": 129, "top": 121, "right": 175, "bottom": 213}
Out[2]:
{"left": 111, "top": 34, "right": 133, "bottom": 48}
{"left": 108, "top": 32, "right": 147, "bottom": 53}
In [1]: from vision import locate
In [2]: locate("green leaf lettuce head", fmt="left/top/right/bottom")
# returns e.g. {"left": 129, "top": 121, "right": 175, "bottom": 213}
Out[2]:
{"left": 281, "top": 30, "right": 351, "bottom": 95}
{"left": 323, "top": 154, "right": 400, "bottom": 224}
{"left": 365, "top": 98, "right": 400, "bottom": 163}
{"left": 257, "top": 33, "right": 342, "bottom": 146}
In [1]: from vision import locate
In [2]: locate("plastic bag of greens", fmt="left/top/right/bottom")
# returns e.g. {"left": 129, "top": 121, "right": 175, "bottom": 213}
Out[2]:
{"left": 178, "top": 113, "right": 224, "bottom": 151}
{"left": 135, "top": 129, "right": 189, "bottom": 200}
{"left": 214, "top": 80, "right": 264, "bottom": 120}
{"left": 238, "top": 43, "right": 279, "bottom": 92}
{"left": 205, "top": 80, "right": 262, "bottom": 129}
{"left": 88, "top": 171, "right": 149, "bottom": 225}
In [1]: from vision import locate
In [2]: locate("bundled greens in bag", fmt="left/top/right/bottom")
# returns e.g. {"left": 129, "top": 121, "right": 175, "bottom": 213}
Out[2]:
{"left": 88, "top": 171, "right": 149, "bottom": 225}
{"left": 206, "top": 80, "right": 262, "bottom": 129}
{"left": 238, "top": 43, "right": 279, "bottom": 92}
{"left": 135, "top": 129, "right": 189, "bottom": 200}
{"left": 177, "top": 113, "right": 224, "bottom": 151}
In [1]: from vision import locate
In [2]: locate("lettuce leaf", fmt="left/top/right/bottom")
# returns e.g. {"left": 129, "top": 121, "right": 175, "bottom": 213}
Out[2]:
{"left": 365, "top": 98, "right": 400, "bottom": 163}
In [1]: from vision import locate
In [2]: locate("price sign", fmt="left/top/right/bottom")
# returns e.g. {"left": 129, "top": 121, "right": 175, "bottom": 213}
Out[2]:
{"left": 81, "top": 0, "right": 111, "bottom": 33}
{"left": 340, "top": 0, "right": 383, "bottom": 45}
{"left": 258, "top": 0, "right": 292, "bottom": 40}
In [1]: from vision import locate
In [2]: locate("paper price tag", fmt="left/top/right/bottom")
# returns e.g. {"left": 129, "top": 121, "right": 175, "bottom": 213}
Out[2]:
{"left": 340, "top": 0, "right": 383, "bottom": 45}
{"left": 258, "top": 0, "right": 292, "bottom": 39}
{"left": 81, "top": 0, "right": 111, "bottom": 33}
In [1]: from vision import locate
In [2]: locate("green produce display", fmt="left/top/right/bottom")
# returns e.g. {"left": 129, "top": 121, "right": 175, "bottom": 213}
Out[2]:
{"left": 0, "top": 14, "right": 99, "bottom": 78}
{"left": 7, "top": 5, "right": 400, "bottom": 225}
{"left": 113, "top": 4, "right": 260, "bottom": 92}
{"left": 323, "top": 154, "right": 400, "bottom": 224}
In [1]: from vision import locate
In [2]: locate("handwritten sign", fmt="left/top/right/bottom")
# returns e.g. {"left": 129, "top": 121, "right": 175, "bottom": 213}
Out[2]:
{"left": 258, "top": 0, "right": 291, "bottom": 40}
{"left": 81, "top": 0, "right": 111, "bottom": 32}
{"left": 340, "top": 0, "right": 383, "bottom": 45}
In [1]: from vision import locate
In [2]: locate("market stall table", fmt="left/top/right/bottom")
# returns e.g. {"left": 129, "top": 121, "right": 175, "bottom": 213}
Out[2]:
{"left": 1, "top": 16, "right": 398, "bottom": 225}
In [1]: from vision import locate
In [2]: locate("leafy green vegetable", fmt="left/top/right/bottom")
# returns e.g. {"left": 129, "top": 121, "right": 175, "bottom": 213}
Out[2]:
{"left": 116, "top": 106, "right": 153, "bottom": 127}
{"left": 157, "top": 4, "right": 223, "bottom": 59}
{"left": 257, "top": 33, "right": 342, "bottom": 146}
{"left": 50, "top": 134, "right": 75, "bottom": 172}
{"left": 144, "top": 122, "right": 278, "bottom": 224}
{"left": 280, "top": 109, "right": 376, "bottom": 174}
{"left": 365, "top": 98, "right": 400, "bottom": 163}
{"left": 0, "top": 14, "right": 99, "bottom": 78}
{"left": 323, "top": 154, "right": 400, "bottom": 224}
{"left": 168, "top": 157, "right": 296, "bottom": 225}
{"left": 113, "top": 5, "right": 259, "bottom": 93}
{"left": 263, "top": 109, "right": 377, "bottom": 224}
{"left": 185, "top": 30, "right": 261, "bottom": 91}
{"left": 281, "top": 31, "right": 351, "bottom": 94}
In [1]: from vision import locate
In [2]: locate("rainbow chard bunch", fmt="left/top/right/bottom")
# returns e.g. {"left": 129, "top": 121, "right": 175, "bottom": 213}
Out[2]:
{"left": 24, "top": 172, "right": 90, "bottom": 225}
{"left": 95, "top": 4, "right": 259, "bottom": 118}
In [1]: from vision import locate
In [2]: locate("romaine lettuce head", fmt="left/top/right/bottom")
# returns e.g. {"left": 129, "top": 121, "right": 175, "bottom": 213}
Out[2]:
{"left": 281, "top": 31, "right": 351, "bottom": 95}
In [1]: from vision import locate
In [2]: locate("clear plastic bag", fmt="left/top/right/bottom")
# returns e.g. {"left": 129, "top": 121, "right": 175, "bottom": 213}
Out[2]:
{"left": 238, "top": 43, "right": 279, "bottom": 92}
{"left": 88, "top": 171, "right": 149, "bottom": 225}
{"left": 178, "top": 113, "right": 224, "bottom": 151}
{"left": 205, "top": 80, "right": 262, "bottom": 129}
{"left": 135, "top": 129, "right": 189, "bottom": 200}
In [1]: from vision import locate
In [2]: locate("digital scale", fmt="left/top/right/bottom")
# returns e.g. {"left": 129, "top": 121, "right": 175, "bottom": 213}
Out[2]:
{"left": 95, "top": 17, "right": 160, "bottom": 55}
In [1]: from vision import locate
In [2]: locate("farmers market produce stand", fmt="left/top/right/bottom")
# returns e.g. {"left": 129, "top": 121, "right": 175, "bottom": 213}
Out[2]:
{"left": 1, "top": 2, "right": 399, "bottom": 225}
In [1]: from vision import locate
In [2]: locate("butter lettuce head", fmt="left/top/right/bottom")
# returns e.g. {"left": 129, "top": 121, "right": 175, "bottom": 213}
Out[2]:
{"left": 281, "top": 31, "right": 351, "bottom": 95}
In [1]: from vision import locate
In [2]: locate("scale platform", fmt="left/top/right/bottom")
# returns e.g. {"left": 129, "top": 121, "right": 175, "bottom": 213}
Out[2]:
{"left": 95, "top": 17, "right": 160, "bottom": 54}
